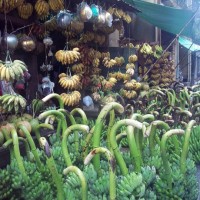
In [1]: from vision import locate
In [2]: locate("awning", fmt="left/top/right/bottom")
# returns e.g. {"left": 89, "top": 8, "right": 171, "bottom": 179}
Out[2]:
{"left": 123, "top": 0, "right": 195, "bottom": 38}
{"left": 179, "top": 36, "right": 200, "bottom": 51}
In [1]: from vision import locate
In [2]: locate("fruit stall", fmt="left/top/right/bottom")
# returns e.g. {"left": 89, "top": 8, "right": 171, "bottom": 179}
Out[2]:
{"left": 0, "top": 0, "right": 199, "bottom": 199}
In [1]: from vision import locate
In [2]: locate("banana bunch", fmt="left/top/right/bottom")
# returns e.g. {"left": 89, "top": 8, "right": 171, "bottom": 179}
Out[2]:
{"left": 58, "top": 73, "right": 80, "bottom": 90}
{"left": 62, "top": 30, "right": 77, "bottom": 39}
{"left": 88, "top": 49, "right": 101, "bottom": 60}
{"left": 71, "top": 63, "right": 85, "bottom": 74}
{"left": 0, "top": 105, "right": 6, "bottom": 114}
{"left": 80, "top": 32, "right": 95, "bottom": 43}
{"left": 0, "top": 60, "right": 28, "bottom": 82}
{"left": 114, "top": 56, "right": 125, "bottom": 67}
{"left": 92, "top": 67, "right": 101, "bottom": 74}
{"left": 128, "top": 55, "right": 138, "bottom": 63}
{"left": 101, "top": 52, "right": 110, "bottom": 59}
{"left": 55, "top": 48, "right": 80, "bottom": 65}
{"left": 70, "top": 20, "right": 84, "bottom": 34}
{"left": 60, "top": 91, "right": 81, "bottom": 106}
{"left": 126, "top": 63, "right": 135, "bottom": 70}
{"left": 44, "top": 17, "right": 57, "bottom": 31}
{"left": 94, "top": 34, "right": 106, "bottom": 45}
{"left": 34, "top": 0, "right": 49, "bottom": 18}
{"left": 0, "top": 0, "right": 24, "bottom": 13}
{"left": 124, "top": 79, "right": 141, "bottom": 90}
{"left": 126, "top": 68, "right": 135, "bottom": 76}
{"left": 17, "top": 2, "right": 33, "bottom": 20}
{"left": 48, "top": 0, "right": 64, "bottom": 12}
{"left": 0, "top": 94, "right": 27, "bottom": 113}
{"left": 120, "top": 89, "right": 137, "bottom": 99}
{"left": 151, "top": 74, "right": 161, "bottom": 79}
{"left": 102, "top": 80, "right": 115, "bottom": 91}
{"left": 103, "top": 57, "right": 117, "bottom": 68}
{"left": 31, "top": 99, "right": 44, "bottom": 116}
{"left": 139, "top": 43, "right": 153, "bottom": 55}
{"left": 92, "top": 58, "right": 100, "bottom": 68}
{"left": 107, "top": 7, "right": 132, "bottom": 23}
{"left": 117, "top": 172, "right": 145, "bottom": 198}
{"left": 92, "top": 92, "right": 101, "bottom": 101}
{"left": 189, "top": 126, "right": 200, "bottom": 163}
{"left": 108, "top": 77, "right": 117, "bottom": 84}
{"left": 109, "top": 72, "right": 124, "bottom": 81}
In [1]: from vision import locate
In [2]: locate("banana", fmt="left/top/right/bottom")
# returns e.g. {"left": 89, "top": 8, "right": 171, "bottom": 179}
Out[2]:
{"left": 18, "top": 96, "right": 27, "bottom": 109}
{"left": 5, "top": 67, "right": 11, "bottom": 82}
{"left": 14, "top": 96, "right": 20, "bottom": 113}
{"left": 2, "top": 94, "right": 11, "bottom": 104}
{"left": 0, "top": 66, "right": 6, "bottom": 80}
{"left": 7, "top": 95, "right": 16, "bottom": 105}
{"left": 8, "top": 67, "right": 15, "bottom": 80}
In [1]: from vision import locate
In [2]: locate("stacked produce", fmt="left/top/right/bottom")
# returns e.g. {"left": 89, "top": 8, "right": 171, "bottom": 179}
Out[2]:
{"left": 0, "top": 89, "right": 199, "bottom": 199}
{"left": 138, "top": 43, "right": 175, "bottom": 87}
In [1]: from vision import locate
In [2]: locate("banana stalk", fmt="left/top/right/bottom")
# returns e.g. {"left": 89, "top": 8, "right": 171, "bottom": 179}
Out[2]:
{"left": 70, "top": 108, "right": 88, "bottom": 125}
{"left": 180, "top": 120, "right": 196, "bottom": 175}
{"left": 38, "top": 110, "right": 67, "bottom": 138}
{"left": 160, "top": 129, "right": 184, "bottom": 189}
{"left": 62, "top": 124, "right": 89, "bottom": 166}
{"left": 63, "top": 166, "right": 88, "bottom": 200}
{"left": 107, "top": 110, "right": 115, "bottom": 150}
{"left": 10, "top": 128, "right": 27, "bottom": 178}
{"left": 92, "top": 102, "right": 124, "bottom": 174}
{"left": 58, "top": 109, "right": 79, "bottom": 152}
{"left": 146, "top": 120, "right": 170, "bottom": 156}
{"left": 3, "top": 137, "right": 32, "bottom": 162}
{"left": 40, "top": 137, "right": 65, "bottom": 200}
{"left": 84, "top": 147, "right": 116, "bottom": 200}
{"left": 116, "top": 132, "right": 127, "bottom": 144}
{"left": 1, "top": 128, "right": 14, "bottom": 161}
{"left": 110, "top": 119, "right": 145, "bottom": 175}
{"left": 34, "top": 123, "right": 54, "bottom": 142}
{"left": 17, "top": 125, "right": 43, "bottom": 171}
{"left": 42, "top": 93, "right": 64, "bottom": 109}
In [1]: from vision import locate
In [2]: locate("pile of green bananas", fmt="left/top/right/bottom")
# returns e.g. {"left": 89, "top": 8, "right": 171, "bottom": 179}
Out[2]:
{"left": 139, "top": 43, "right": 153, "bottom": 55}
{"left": 31, "top": 99, "right": 45, "bottom": 117}
{"left": 0, "top": 94, "right": 27, "bottom": 113}
{"left": 189, "top": 125, "right": 200, "bottom": 163}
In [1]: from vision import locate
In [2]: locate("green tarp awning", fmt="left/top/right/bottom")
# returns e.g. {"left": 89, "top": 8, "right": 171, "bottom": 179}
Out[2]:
{"left": 123, "top": 0, "right": 195, "bottom": 38}
{"left": 179, "top": 36, "right": 200, "bottom": 51}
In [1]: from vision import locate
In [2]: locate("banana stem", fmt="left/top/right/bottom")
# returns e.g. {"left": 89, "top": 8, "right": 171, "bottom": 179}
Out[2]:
{"left": 147, "top": 121, "right": 170, "bottom": 156}
{"left": 38, "top": 110, "right": 67, "bottom": 138}
{"left": 110, "top": 119, "right": 145, "bottom": 176}
{"left": 70, "top": 108, "right": 88, "bottom": 125}
{"left": 84, "top": 147, "right": 116, "bottom": 200}
{"left": 107, "top": 110, "right": 115, "bottom": 150}
{"left": 34, "top": 123, "right": 54, "bottom": 142}
{"left": 63, "top": 166, "right": 88, "bottom": 200}
{"left": 58, "top": 109, "right": 79, "bottom": 153}
{"left": 18, "top": 125, "right": 43, "bottom": 171}
{"left": 10, "top": 128, "right": 27, "bottom": 178}
{"left": 40, "top": 137, "right": 65, "bottom": 200}
{"left": 82, "top": 126, "right": 95, "bottom": 159}
{"left": 56, "top": 118, "right": 62, "bottom": 140}
{"left": 180, "top": 120, "right": 196, "bottom": 175}
{"left": 62, "top": 124, "right": 89, "bottom": 166}
{"left": 160, "top": 129, "right": 184, "bottom": 189}
{"left": 42, "top": 93, "right": 64, "bottom": 109}
{"left": 116, "top": 132, "right": 127, "bottom": 144}
{"left": 1, "top": 128, "right": 14, "bottom": 161}
{"left": 92, "top": 102, "right": 124, "bottom": 174}
{"left": 3, "top": 137, "right": 32, "bottom": 162}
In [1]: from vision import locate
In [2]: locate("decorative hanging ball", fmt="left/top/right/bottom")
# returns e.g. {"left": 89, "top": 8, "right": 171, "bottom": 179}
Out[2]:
{"left": 56, "top": 10, "right": 72, "bottom": 29}
{"left": 77, "top": 2, "right": 92, "bottom": 22}
{"left": 105, "top": 11, "right": 113, "bottom": 27}
{"left": 43, "top": 36, "right": 53, "bottom": 46}
{"left": 20, "top": 35, "right": 36, "bottom": 52}
{"left": 0, "top": 33, "right": 19, "bottom": 51}
{"left": 90, "top": 4, "right": 99, "bottom": 21}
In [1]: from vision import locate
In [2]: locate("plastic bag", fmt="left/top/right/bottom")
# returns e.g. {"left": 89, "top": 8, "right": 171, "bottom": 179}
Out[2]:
{"left": 83, "top": 95, "right": 94, "bottom": 107}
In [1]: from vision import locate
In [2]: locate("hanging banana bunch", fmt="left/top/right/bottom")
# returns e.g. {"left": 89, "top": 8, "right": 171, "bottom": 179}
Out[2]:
{"left": 44, "top": 17, "right": 57, "bottom": 31}
{"left": 48, "top": 0, "right": 64, "bottom": 12}
{"left": 58, "top": 73, "right": 80, "bottom": 90}
{"left": 34, "top": 0, "right": 49, "bottom": 19}
{"left": 55, "top": 48, "right": 80, "bottom": 65}
{"left": 0, "top": 60, "right": 28, "bottom": 82}
{"left": 0, "top": 0, "right": 24, "bottom": 13}
{"left": 17, "top": 2, "right": 33, "bottom": 19}
{"left": 60, "top": 91, "right": 81, "bottom": 106}
{"left": 71, "top": 63, "right": 85, "bottom": 74}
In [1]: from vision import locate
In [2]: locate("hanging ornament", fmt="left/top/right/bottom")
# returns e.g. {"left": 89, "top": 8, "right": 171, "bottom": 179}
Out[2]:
{"left": 77, "top": 2, "right": 92, "bottom": 22}
{"left": 56, "top": 10, "right": 72, "bottom": 29}
{"left": 43, "top": 36, "right": 53, "bottom": 46}
{"left": 48, "top": 48, "right": 53, "bottom": 57}
{"left": 97, "top": 9, "right": 106, "bottom": 24}
{"left": 105, "top": 11, "right": 113, "bottom": 27}
{"left": 20, "top": 35, "right": 36, "bottom": 52}
{"left": 0, "top": 33, "right": 19, "bottom": 51}
{"left": 90, "top": 4, "right": 99, "bottom": 21}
